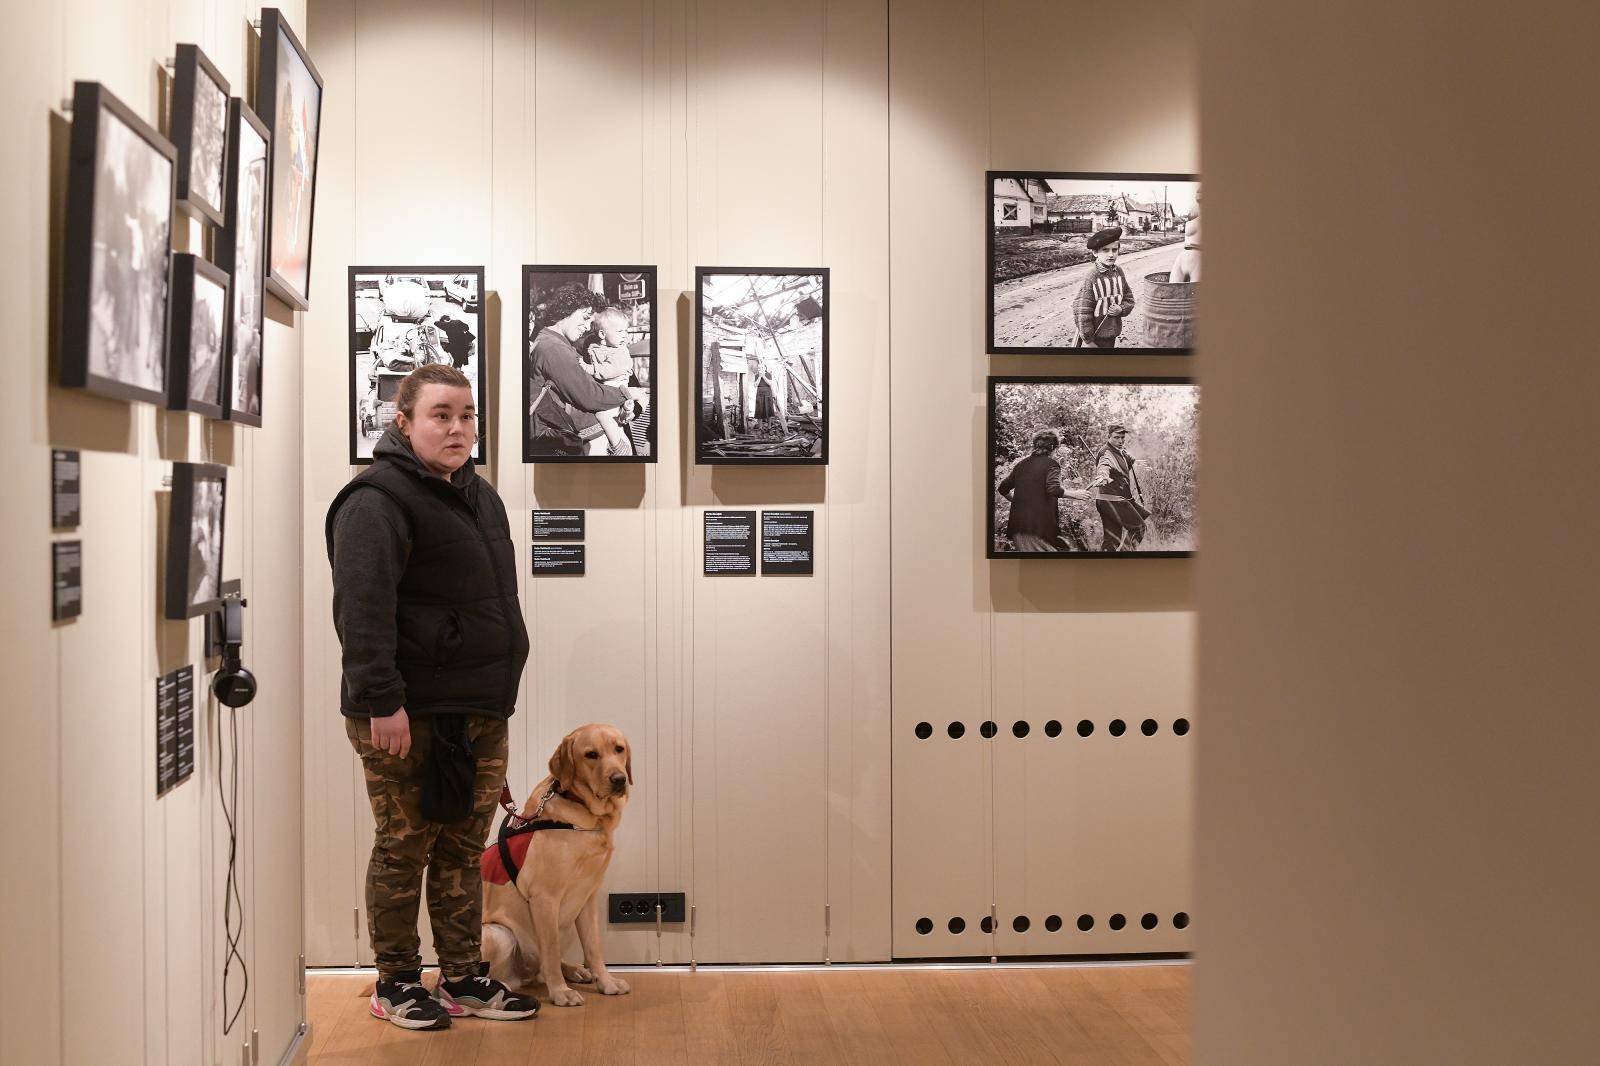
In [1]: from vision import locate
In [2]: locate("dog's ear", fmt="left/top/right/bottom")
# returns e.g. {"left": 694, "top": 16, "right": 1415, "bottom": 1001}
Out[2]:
{"left": 625, "top": 741, "right": 633, "bottom": 785}
{"left": 548, "top": 733, "right": 576, "bottom": 793}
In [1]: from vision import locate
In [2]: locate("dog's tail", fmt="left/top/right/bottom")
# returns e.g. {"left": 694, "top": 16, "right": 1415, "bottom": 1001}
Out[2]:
{"left": 481, "top": 922, "right": 524, "bottom": 983}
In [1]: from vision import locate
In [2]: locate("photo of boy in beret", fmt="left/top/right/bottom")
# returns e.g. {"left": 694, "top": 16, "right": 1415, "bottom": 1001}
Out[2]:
{"left": 1073, "top": 227, "right": 1135, "bottom": 348}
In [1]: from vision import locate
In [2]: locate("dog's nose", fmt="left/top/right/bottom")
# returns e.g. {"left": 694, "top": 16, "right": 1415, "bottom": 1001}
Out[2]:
{"left": 609, "top": 773, "right": 628, "bottom": 792}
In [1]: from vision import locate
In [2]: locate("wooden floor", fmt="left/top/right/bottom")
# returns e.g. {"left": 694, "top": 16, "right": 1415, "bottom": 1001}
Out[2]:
{"left": 307, "top": 963, "right": 1190, "bottom": 1065}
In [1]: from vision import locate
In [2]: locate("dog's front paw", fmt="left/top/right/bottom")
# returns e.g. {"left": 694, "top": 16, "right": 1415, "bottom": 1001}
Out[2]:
{"left": 596, "top": 975, "right": 631, "bottom": 996}
{"left": 562, "top": 963, "right": 595, "bottom": 984}
{"left": 549, "top": 986, "right": 585, "bottom": 1007}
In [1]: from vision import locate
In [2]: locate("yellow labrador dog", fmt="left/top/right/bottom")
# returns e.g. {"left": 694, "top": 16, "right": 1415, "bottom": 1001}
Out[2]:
{"left": 480, "top": 724, "right": 633, "bottom": 1006}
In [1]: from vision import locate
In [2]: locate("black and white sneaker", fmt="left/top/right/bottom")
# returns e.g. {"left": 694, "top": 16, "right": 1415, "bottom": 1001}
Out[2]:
{"left": 437, "top": 963, "right": 540, "bottom": 1020}
{"left": 370, "top": 971, "right": 452, "bottom": 1030}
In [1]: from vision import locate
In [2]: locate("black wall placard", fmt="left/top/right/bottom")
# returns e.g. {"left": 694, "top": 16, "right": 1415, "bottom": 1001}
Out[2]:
{"left": 761, "top": 510, "right": 815, "bottom": 575}
{"left": 533, "top": 544, "right": 586, "bottom": 575}
{"left": 156, "top": 672, "right": 178, "bottom": 796}
{"left": 704, "top": 510, "right": 757, "bottom": 575}
{"left": 532, "top": 509, "right": 586, "bottom": 540}
{"left": 52, "top": 540, "right": 82, "bottom": 621}
{"left": 52, "top": 449, "right": 81, "bottom": 528}
{"left": 175, "top": 665, "right": 195, "bottom": 783}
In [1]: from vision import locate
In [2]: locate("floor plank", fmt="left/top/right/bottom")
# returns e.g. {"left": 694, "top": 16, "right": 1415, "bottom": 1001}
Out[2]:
{"left": 307, "top": 963, "right": 1192, "bottom": 1066}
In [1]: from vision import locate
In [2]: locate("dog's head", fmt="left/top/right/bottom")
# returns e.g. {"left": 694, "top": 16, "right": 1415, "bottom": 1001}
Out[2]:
{"left": 548, "top": 724, "right": 633, "bottom": 810}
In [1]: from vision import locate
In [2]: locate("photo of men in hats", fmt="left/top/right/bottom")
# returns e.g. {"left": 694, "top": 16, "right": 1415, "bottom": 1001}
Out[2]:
{"left": 989, "top": 173, "right": 1200, "bottom": 353}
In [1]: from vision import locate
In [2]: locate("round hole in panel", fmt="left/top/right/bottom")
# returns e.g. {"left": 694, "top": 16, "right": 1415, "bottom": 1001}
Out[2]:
{"left": 1109, "top": 913, "right": 1127, "bottom": 931}
{"left": 1141, "top": 912, "right": 1158, "bottom": 930}
{"left": 1173, "top": 911, "right": 1190, "bottom": 930}
{"left": 1109, "top": 719, "right": 1127, "bottom": 737}
{"left": 1044, "top": 914, "right": 1062, "bottom": 932}
{"left": 1044, "top": 719, "right": 1062, "bottom": 738}
{"left": 1012, "top": 915, "right": 1030, "bottom": 933}
{"left": 914, "top": 721, "right": 932, "bottom": 740}
{"left": 948, "top": 917, "right": 965, "bottom": 934}
{"left": 1141, "top": 718, "right": 1158, "bottom": 736}
{"left": 1077, "top": 720, "right": 1095, "bottom": 738}
{"left": 1076, "top": 914, "right": 1094, "bottom": 932}
{"left": 915, "top": 917, "right": 933, "bottom": 935}
{"left": 1012, "top": 720, "right": 1030, "bottom": 738}
{"left": 980, "top": 916, "right": 995, "bottom": 934}
{"left": 980, "top": 720, "right": 998, "bottom": 739}
{"left": 947, "top": 721, "right": 966, "bottom": 739}
{"left": 1174, "top": 718, "right": 1191, "bottom": 736}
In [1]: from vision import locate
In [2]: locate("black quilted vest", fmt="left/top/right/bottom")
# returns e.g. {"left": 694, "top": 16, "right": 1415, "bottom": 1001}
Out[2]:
{"left": 325, "top": 446, "right": 529, "bottom": 719}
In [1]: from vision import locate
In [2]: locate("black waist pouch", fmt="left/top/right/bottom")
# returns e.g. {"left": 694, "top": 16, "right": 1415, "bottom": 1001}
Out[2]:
{"left": 420, "top": 714, "right": 477, "bottom": 823}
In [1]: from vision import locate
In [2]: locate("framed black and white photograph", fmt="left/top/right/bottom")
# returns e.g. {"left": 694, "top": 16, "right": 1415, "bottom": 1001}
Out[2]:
{"left": 988, "top": 376, "right": 1198, "bottom": 558}
{"left": 165, "top": 462, "right": 227, "bottom": 620}
{"left": 523, "top": 266, "right": 657, "bottom": 463}
{"left": 219, "top": 98, "right": 269, "bottom": 427}
{"left": 170, "top": 44, "right": 229, "bottom": 226}
{"left": 166, "top": 253, "right": 229, "bottom": 417}
{"left": 58, "top": 81, "right": 176, "bottom": 406}
{"left": 257, "top": 9, "right": 323, "bottom": 311}
{"left": 350, "top": 267, "right": 487, "bottom": 465}
{"left": 696, "top": 267, "right": 828, "bottom": 464}
{"left": 989, "top": 171, "right": 1200, "bottom": 354}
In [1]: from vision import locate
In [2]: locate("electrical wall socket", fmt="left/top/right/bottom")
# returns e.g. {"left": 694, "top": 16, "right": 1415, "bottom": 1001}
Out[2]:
{"left": 607, "top": 891, "right": 686, "bottom": 924}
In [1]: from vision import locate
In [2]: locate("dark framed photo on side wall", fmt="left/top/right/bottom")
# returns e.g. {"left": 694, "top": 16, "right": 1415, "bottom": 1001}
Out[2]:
{"left": 170, "top": 43, "right": 230, "bottom": 226}
{"left": 166, "top": 253, "right": 230, "bottom": 418}
{"left": 988, "top": 376, "right": 1198, "bottom": 558}
{"left": 164, "top": 462, "right": 228, "bottom": 620}
{"left": 350, "top": 267, "right": 487, "bottom": 465}
{"left": 219, "top": 97, "right": 269, "bottom": 427}
{"left": 988, "top": 171, "right": 1200, "bottom": 355}
{"left": 523, "top": 265, "right": 657, "bottom": 463}
{"left": 695, "top": 267, "right": 828, "bottom": 465}
{"left": 58, "top": 81, "right": 176, "bottom": 406}
{"left": 257, "top": 8, "right": 323, "bottom": 310}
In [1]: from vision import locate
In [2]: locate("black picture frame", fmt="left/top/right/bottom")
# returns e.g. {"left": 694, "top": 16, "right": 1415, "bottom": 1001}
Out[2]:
{"left": 165, "top": 462, "right": 228, "bottom": 620}
{"left": 987, "top": 170, "right": 1200, "bottom": 355}
{"left": 166, "top": 253, "right": 230, "bottom": 418}
{"left": 218, "top": 97, "right": 269, "bottom": 428}
{"left": 986, "top": 375, "right": 1198, "bottom": 559}
{"left": 58, "top": 81, "right": 176, "bottom": 406}
{"left": 349, "top": 266, "right": 489, "bottom": 466}
{"left": 695, "top": 266, "right": 829, "bottom": 465}
{"left": 256, "top": 8, "right": 323, "bottom": 311}
{"left": 522, "top": 264, "right": 659, "bottom": 464}
{"left": 170, "top": 44, "right": 230, "bottom": 227}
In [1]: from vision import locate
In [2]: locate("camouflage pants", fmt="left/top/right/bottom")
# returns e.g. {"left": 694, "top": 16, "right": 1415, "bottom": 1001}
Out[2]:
{"left": 345, "top": 714, "right": 508, "bottom": 979}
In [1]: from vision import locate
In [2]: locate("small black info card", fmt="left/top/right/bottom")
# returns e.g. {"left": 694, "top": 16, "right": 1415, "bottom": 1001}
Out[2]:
{"left": 532, "top": 509, "right": 585, "bottom": 540}
{"left": 533, "top": 544, "right": 586, "bottom": 575}
{"left": 761, "top": 510, "right": 815, "bottom": 575}
{"left": 704, "top": 510, "right": 757, "bottom": 575}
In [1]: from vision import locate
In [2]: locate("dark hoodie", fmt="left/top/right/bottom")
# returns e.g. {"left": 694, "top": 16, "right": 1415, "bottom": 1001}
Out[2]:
{"left": 325, "top": 426, "right": 528, "bottom": 719}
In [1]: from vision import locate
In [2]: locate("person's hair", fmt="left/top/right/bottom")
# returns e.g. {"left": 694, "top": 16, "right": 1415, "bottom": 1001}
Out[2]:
{"left": 595, "top": 305, "right": 628, "bottom": 329}
{"left": 539, "top": 283, "right": 604, "bottom": 327}
{"left": 1107, "top": 423, "right": 1127, "bottom": 437}
{"left": 1032, "top": 430, "right": 1060, "bottom": 454}
{"left": 396, "top": 364, "right": 471, "bottom": 418}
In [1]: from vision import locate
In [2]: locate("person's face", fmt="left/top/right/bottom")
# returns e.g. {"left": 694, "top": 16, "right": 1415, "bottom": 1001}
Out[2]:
{"left": 396, "top": 384, "right": 476, "bottom": 476}
{"left": 1096, "top": 241, "right": 1121, "bottom": 266}
{"left": 598, "top": 315, "right": 627, "bottom": 345}
{"left": 1109, "top": 429, "right": 1128, "bottom": 449}
{"left": 558, "top": 306, "right": 595, "bottom": 341}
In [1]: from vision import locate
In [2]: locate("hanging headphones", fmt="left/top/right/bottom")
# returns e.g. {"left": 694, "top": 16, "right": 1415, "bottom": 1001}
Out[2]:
{"left": 211, "top": 597, "right": 258, "bottom": 708}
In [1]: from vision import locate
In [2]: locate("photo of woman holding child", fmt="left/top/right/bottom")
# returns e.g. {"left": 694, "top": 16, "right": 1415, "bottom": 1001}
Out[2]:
{"left": 523, "top": 267, "right": 657, "bottom": 462}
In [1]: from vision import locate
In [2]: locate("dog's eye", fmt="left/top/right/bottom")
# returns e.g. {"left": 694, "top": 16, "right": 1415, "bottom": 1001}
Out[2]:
{"left": 614, "top": 745, "right": 624, "bottom": 753}
{"left": 585, "top": 751, "right": 599, "bottom": 760}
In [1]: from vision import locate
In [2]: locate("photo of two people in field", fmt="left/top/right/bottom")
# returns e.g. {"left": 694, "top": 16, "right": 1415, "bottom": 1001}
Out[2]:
{"left": 989, "top": 172, "right": 1200, "bottom": 353}
{"left": 990, "top": 379, "right": 1198, "bottom": 556}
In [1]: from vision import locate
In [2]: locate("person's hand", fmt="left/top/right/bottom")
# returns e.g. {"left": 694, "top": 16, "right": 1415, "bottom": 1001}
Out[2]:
{"left": 370, "top": 708, "right": 412, "bottom": 758}
{"left": 626, "top": 387, "right": 651, "bottom": 407}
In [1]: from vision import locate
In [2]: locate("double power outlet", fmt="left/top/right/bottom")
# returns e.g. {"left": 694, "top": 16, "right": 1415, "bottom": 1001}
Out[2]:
{"left": 607, "top": 891, "right": 687, "bottom": 925}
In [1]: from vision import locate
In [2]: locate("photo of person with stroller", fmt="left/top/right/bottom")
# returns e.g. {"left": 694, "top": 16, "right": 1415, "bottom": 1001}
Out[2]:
{"left": 349, "top": 268, "right": 485, "bottom": 463}
{"left": 523, "top": 267, "right": 655, "bottom": 461}
{"left": 990, "top": 378, "right": 1198, "bottom": 556}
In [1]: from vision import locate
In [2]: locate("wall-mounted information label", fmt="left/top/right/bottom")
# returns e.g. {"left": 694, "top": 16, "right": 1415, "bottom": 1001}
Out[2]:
{"left": 52, "top": 449, "right": 81, "bottom": 528}
{"left": 533, "top": 544, "right": 586, "bottom": 575}
{"left": 532, "top": 509, "right": 585, "bottom": 540}
{"left": 52, "top": 540, "right": 82, "bottom": 621}
{"left": 761, "top": 510, "right": 815, "bottom": 575}
{"left": 704, "top": 510, "right": 757, "bottom": 575}
{"left": 158, "top": 665, "right": 197, "bottom": 797}
{"left": 174, "top": 665, "right": 195, "bottom": 783}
